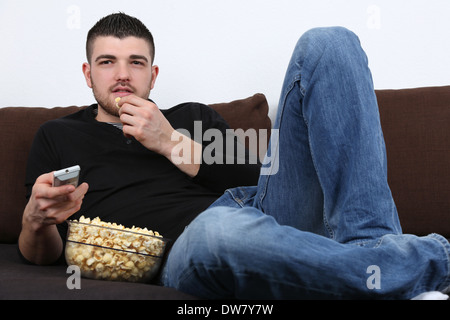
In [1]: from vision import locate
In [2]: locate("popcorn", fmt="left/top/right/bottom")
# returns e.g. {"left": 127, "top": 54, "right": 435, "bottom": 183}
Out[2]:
{"left": 65, "top": 216, "right": 166, "bottom": 283}
{"left": 115, "top": 97, "right": 121, "bottom": 109}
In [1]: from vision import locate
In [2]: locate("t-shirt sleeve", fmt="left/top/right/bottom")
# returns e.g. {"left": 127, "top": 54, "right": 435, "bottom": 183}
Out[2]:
{"left": 25, "top": 123, "right": 61, "bottom": 199}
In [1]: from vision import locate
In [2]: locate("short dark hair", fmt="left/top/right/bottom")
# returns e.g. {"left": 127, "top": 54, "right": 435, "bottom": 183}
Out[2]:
{"left": 86, "top": 13, "right": 155, "bottom": 64}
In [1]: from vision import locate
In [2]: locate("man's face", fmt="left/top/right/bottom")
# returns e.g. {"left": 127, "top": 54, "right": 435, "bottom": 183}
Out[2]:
{"left": 82, "top": 36, "right": 158, "bottom": 119}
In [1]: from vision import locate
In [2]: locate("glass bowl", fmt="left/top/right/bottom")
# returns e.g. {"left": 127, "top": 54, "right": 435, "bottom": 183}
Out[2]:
{"left": 65, "top": 219, "right": 168, "bottom": 283}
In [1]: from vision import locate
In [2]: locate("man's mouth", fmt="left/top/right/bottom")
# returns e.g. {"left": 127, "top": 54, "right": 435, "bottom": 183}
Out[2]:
{"left": 112, "top": 86, "right": 134, "bottom": 97}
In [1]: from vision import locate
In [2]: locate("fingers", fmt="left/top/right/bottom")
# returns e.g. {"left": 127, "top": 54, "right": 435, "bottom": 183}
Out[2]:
{"left": 38, "top": 183, "right": 88, "bottom": 225}
{"left": 28, "top": 172, "right": 89, "bottom": 226}
{"left": 116, "top": 95, "right": 160, "bottom": 141}
{"left": 117, "top": 94, "right": 155, "bottom": 108}
{"left": 117, "top": 95, "right": 158, "bottom": 119}
{"left": 34, "top": 172, "right": 86, "bottom": 200}
{"left": 47, "top": 184, "right": 88, "bottom": 222}
{"left": 116, "top": 95, "right": 175, "bottom": 154}
{"left": 118, "top": 96, "right": 161, "bottom": 142}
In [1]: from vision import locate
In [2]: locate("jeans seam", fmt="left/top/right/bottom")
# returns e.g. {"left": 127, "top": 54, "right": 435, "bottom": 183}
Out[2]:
{"left": 257, "top": 77, "right": 298, "bottom": 210}
{"left": 226, "top": 188, "right": 246, "bottom": 208}
{"left": 300, "top": 84, "right": 334, "bottom": 240}
{"left": 232, "top": 270, "right": 342, "bottom": 299}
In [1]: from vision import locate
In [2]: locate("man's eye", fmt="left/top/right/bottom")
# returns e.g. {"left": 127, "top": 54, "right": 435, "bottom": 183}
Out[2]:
{"left": 99, "top": 60, "right": 112, "bottom": 65}
{"left": 132, "top": 61, "right": 144, "bottom": 66}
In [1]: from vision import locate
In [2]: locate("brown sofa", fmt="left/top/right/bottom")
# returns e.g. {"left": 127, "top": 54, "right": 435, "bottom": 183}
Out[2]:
{"left": 0, "top": 87, "right": 449, "bottom": 299}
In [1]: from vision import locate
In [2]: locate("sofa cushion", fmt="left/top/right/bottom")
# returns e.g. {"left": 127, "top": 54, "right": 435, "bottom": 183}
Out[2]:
{"left": 376, "top": 86, "right": 450, "bottom": 237}
{"left": 210, "top": 93, "right": 272, "bottom": 159}
{"left": 0, "top": 94, "right": 271, "bottom": 243}
{"left": 0, "top": 243, "right": 196, "bottom": 299}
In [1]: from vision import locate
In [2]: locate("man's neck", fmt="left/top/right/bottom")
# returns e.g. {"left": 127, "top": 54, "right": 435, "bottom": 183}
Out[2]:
{"left": 96, "top": 105, "right": 120, "bottom": 123}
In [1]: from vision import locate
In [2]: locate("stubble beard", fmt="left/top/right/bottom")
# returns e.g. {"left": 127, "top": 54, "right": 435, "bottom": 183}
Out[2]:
{"left": 92, "top": 81, "right": 120, "bottom": 118}
{"left": 91, "top": 79, "right": 152, "bottom": 118}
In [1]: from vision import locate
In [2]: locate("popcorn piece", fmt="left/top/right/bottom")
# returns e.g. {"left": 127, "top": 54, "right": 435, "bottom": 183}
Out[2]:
{"left": 102, "top": 253, "right": 113, "bottom": 264}
{"left": 65, "top": 216, "right": 166, "bottom": 283}
{"left": 115, "top": 97, "right": 121, "bottom": 109}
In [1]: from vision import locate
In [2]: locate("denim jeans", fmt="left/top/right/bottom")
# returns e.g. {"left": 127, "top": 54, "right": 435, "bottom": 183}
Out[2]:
{"left": 161, "top": 27, "right": 450, "bottom": 299}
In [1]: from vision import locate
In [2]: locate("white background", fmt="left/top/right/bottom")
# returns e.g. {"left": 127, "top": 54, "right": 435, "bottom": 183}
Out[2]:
{"left": 1, "top": 0, "right": 450, "bottom": 119}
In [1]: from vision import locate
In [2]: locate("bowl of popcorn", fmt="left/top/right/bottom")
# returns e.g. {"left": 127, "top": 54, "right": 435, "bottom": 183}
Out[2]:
{"left": 65, "top": 216, "right": 168, "bottom": 283}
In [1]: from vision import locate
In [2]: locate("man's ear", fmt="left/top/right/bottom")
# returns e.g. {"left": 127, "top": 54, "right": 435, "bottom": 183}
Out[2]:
{"left": 150, "top": 65, "right": 159, "bottom": 90}
{"left": 82, "top": 62, "right": 93, "bottom": 88}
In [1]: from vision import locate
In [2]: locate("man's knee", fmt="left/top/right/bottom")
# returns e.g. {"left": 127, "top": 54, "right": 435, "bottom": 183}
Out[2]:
{"left": 295, "top": 27, "right": 361, "bottom": 62}
{"left": 163, "top": 207, "right": 242, "bottom": 290}
{"left": 183, "top": 207, "right": 241, "bottom": 251}
{"left": 170, "top": 206, "right": 263, "bottom": 266}
{"left": 300, "top": 26, "right": 359, "bottom": 48}
{"left": 292, "top": 26, "right": 366, "bottom": 79}
{"left": 168, "top": 207, "right": 239, "bottom": 263}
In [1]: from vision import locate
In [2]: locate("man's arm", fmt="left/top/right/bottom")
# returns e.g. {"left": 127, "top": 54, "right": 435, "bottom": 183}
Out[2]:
{"left": 18, "top": 172, "right": 89, "bottom": 265}
{"left": 118, "top": 95, "right": 201, "bottom": 177}
{"left": 118, "top": 95, "right": 261, "bottom": 189}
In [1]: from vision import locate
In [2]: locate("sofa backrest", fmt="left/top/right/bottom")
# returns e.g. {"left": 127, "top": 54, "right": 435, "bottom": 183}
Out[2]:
{"left": 0, "top": 94, "right": 271, "bottom": 243}
{"left": 376, "top": 86, "right": 450, "bottom": 238}
{"left": 0, "top": 106, "right": 83, "bottom": 243}
{"left": 1, "top": 88, "right": 449, "bottom": 243}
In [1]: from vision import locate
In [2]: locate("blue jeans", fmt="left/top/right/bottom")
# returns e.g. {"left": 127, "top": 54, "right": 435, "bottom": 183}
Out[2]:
{"left": 161, "top": 27, "right": 450, "bottom": 299}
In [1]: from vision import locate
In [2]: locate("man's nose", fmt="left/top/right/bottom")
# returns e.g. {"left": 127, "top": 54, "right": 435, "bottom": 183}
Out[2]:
{"left": 115, "top": 62, "right": 131, "bottom": 81}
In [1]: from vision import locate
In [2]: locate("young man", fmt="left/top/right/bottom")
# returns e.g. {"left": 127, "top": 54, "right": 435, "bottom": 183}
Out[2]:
{"left": 19, "top": 13, "right": 259, "bottom": 265}
{"left": 19, "top": 13, "right": 450, "bottom": 299}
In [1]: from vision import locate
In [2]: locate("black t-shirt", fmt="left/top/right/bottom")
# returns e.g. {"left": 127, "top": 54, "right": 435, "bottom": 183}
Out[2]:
{"left": 25, "top": 102, "right": 260, "bottom": 243}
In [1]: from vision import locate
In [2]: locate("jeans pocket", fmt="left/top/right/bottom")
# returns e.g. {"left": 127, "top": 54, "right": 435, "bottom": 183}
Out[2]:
{"left": 209, "top": 186, "right": 258, "bottom": 209}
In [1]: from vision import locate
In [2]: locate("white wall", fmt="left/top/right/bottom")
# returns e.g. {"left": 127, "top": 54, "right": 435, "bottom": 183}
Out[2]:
{"left": 1, "top": 0, "right": 450, "bottom": 119}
